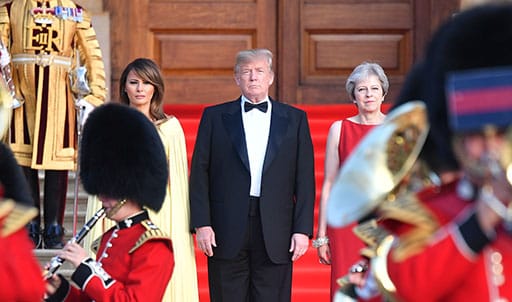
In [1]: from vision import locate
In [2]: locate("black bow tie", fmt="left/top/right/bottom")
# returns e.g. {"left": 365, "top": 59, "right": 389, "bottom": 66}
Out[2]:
{"left": 244, "top": 101, "right": 268, "bottom": 113}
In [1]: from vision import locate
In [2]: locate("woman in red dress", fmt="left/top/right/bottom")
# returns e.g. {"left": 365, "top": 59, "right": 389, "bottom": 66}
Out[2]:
{"left": 314, "top": 62, "right": 388, "bottom": 301}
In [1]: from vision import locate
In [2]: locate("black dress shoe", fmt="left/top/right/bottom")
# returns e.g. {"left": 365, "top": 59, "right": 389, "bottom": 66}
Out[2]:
{"left": 27, "top": 221, "right": 42, "bottom": 249}
{"left": 43, "top": 224, "right": 65, "bottom": 249}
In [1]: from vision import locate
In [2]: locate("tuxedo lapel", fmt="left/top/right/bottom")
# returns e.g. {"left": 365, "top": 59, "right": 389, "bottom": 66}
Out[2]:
{"left": 263, "top": 101, "right": 288, "bottom": 173}
{"left": 222, "top": 100, "right": 250, "bottom": 171}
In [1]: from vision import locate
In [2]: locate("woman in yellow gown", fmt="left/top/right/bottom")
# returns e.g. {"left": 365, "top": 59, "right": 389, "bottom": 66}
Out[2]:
{"left": 83, "top": 58, "right": 199, "bottom": 302}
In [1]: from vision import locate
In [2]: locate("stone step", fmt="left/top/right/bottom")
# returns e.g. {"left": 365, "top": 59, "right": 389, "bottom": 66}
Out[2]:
{"left": 35, "top": 171, "right": 89, "bottom": 240}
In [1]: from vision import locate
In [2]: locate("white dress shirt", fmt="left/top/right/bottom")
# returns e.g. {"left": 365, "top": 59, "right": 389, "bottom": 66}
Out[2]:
{"left": 241, "top": 96, "right": 271, "bottom": 197}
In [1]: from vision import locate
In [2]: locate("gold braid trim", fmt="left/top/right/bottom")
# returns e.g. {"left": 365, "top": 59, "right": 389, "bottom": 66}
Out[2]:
{"left": 129, "top": 220, "right": 171, "bottom": 254}
{"left": 0, "top": 6, "right": 8, "bottom": 23}
{"left": 0, "top": 5, "right": 8, "bottom": 48}
{"left": 1, "top": 199, "right": 37, "bottom": 236}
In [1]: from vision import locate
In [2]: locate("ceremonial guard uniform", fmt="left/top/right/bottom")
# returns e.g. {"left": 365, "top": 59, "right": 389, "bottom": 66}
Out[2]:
{"left": 383, "top": 181, "right": 512, "bottom": 301}
{"left": 381, "top": 5, "right": 512, "bottom": 301}
{"left": 327, "top": 4, "right": 512, "bottom": 302}
{"left": 1, "top": 0, "right": 106, "bottom": 168}
{"left": 45, "top": 103, "right": 174, "bottom": 302}
{"left": 0, "top": 199, "right": 45, "bottom": 301}
{"left": 0, "top": 0, "right": 106, "bottom": 248}
{"left": 0, "top": 142, "right": 45, "bottom": 301}
{"left": 51, "top": 210, "right": 174, "bottom": 301}
{"left": 330, "top": 3, "right": 512, "bottom": 302}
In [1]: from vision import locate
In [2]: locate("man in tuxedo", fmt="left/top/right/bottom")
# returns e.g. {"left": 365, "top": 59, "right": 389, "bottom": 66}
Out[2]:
{"left": 190, "top": 48, "right": 315, "bottom": 302}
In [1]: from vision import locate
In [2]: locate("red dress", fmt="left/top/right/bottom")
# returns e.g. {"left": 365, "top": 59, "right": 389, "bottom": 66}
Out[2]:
{"left": 386, "top": 181, "right": 512, "bottom": 301}
{"left": 327, "top": 119, "right": 375, "bottom": 299}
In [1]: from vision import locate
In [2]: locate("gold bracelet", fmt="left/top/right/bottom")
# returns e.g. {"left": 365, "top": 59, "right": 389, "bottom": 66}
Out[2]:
{"left": 312, "top": 236, "right": 329, "bottom": 248}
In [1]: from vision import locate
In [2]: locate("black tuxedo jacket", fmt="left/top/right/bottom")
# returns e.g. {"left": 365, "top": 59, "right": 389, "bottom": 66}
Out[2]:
{"left": 189, "top": 98, "right": 315, "bottom": 264}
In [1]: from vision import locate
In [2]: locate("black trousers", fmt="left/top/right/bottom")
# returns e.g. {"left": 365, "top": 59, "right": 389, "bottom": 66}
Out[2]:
{"left": 23, "top": 167, "right": 67, "bottom": 226}
{"left": 208, "top": 197, "right": 292, "bottom": 302}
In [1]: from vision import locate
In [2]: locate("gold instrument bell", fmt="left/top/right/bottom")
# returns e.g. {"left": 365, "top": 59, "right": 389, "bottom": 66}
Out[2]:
{"left": 326, "top": 101, "right": 430, "bottom": 228}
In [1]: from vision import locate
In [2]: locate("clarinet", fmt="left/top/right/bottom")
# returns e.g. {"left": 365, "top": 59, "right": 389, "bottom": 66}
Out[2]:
{"left": 44, "top": 207, "right": 106, "bottom": 279}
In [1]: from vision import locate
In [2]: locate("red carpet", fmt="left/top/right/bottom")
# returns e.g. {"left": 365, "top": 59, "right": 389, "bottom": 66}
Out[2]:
{"left": 164, "top": 103, "right": 390, "bottom": 301}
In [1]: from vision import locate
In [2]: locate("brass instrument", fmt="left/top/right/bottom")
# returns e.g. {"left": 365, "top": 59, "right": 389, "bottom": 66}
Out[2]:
{"left": 328, "top": 98, "right": 511, "bottom": 302}
{"left": 44, "top": 207, "right": 106, "bottom": 279}
{"left": 326, "top": 101, "right": 430, "bottom": 228}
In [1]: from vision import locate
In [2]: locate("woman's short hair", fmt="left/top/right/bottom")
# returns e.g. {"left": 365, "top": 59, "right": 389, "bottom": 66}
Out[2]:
{"left": 345, "top": 62, "right": 389, "bottom": 100}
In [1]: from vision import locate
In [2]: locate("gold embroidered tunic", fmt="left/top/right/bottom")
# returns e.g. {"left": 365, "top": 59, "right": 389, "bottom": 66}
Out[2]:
{"left": 0, "top": 0, "right": 106, "bottom": 169}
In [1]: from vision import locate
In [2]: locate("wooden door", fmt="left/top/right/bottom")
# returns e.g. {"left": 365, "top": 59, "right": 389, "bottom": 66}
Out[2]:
{"left": 106, "top": 0, "right": 459, "bottom": 105}
{"left": 105, "top": 0, "right": 277, "bottom": 103}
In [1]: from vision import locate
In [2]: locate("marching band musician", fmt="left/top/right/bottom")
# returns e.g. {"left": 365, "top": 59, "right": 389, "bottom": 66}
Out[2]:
{"left": 352, "top": 4, "right": 512, "bottom": 301}
{"left": 0, "top": 141, "right": 45, "bottom": 301}
{"left": 45, "top": 103, "right": 174, "bottom": 301}
{"left": 0, "top": 0, "right": 107, "bottom": 248}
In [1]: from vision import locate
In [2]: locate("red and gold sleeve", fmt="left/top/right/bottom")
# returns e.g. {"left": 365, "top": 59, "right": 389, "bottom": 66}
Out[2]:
{"left": 70, "top": 240, "right": 174, "bottom": 301}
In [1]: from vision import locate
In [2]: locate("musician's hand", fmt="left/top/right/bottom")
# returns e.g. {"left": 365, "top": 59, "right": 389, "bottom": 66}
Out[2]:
{"left": 45, "top": 274, "right": 62, "bottom": 297}
{"left": 195, "top": 226, "right": 216, "bottom": 257}
{"left": 476, "top": 176, "right": 512, "bottom": 233}
{"left": 348, "top": 260, "right": 369, "bottom": 287}
{"left": 57, "top": 242, "right": 88, "bottom": 268}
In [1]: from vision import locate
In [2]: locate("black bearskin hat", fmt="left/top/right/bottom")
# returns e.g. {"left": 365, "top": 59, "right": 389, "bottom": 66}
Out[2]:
{"left": 391, "top": 3, "right": 512, "bottom": 173}
{"left": 0, "top": 142, "right": 32, "bottom": 206}
{"left": 80, "top": 103, "right": 168, "bottom": 212}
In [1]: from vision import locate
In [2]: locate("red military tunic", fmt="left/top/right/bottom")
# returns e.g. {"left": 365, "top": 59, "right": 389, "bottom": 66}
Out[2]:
{"left": 51, "top": 211, "right": 174, "bottom": 302}
{"left": 0, "top": 200, "right": 45, "bottom": 301}
{"left": 386, "top": 181, "right": 512, "bottom": 301}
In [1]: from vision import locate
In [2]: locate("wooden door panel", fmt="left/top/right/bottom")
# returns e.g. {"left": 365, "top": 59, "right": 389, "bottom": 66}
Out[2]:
{"left": 304, "top": 33, "right": 409, "bottom": 79}
{"left": 302, "top": 2, "right": 412, "bottom": 29}
{"left": 280, "top": 0, "right": 414, "bottom": 104}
